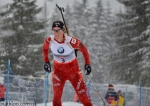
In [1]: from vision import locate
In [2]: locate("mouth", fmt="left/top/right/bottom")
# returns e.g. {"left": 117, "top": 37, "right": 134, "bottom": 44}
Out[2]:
{"left": 55, "top": 35, "right": 59, "bottom": 38}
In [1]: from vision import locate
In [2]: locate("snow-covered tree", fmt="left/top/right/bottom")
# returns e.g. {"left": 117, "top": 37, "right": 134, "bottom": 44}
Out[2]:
{"left": 109, "top": 0, "right": 150, "bottom": 86}
{"left": 132, "top": 0, "right": 150, "bottom": 86}
{"left": 84, "top": 0, "right": 115, "bottom": 83}
{"left": 0, "top": 0, "right": 44, "bottom": 75}
{"left": 102, "top": 1, "right": 116, "bottom": 83}
{"left": 64, "top": 4, "right": 73, "bottom": 33}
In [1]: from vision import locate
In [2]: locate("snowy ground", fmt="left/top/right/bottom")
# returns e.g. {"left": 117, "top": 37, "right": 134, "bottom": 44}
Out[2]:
{"left": 37, "top": 102, "right": 83, "bottom": 106}
{"left": 0, "top": 101, "right": 84, "bottom": 106}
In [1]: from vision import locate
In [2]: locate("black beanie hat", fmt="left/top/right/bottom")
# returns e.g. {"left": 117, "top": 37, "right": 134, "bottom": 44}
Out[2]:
{"left": 108, "top": 84, "right": 114, "bottom": 89}
{"left": 52, "top": 21, "right": 64, "bottom": 29}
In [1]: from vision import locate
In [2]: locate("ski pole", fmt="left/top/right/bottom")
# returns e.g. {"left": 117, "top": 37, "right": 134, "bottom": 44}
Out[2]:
{"left": 56, "top": 4, "right": 69, "bottom": 34}
{"left": 45, "top": 72, "right": 49, "bottom": 106}
{"left": 87, "top": 75, "right": 106, "bottom": 106}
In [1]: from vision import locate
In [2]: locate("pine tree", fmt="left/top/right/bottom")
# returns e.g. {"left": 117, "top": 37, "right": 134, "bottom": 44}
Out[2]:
{"left": 64, "top": 4, "right": 72, "bottom": 33}
{"left": 131, "top": 0, "right": 150, "bottom": 86}
{"left": 103, "top": 1, "right": 116, "bottom": 83}
{"left": 0, "top": 0, "right": 44, "bottom": 76}
{"left": 109, "top": 0, "right": 150, "bottom": 86}
{"left": 70, "top": 0, "right": 85, "bottom": 38}
{"left": 85, "top": 0, "right": 115, "bottom": 83}
{"left": 0, "top": 5, "right": 5, "bottom": 71}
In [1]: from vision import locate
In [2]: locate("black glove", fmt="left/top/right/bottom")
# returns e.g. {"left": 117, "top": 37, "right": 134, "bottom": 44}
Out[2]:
{"left": 84, "top": 64, "right": 92, "bottom": 75}
{"left": 44, "top": 62, "right": 51, "bottom": 73}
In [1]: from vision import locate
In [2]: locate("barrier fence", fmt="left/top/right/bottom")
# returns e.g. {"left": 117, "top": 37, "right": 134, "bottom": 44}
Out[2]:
{"left": 1, "top": 60, "right": 150, "bottom": 106}
{"left": 1, "top": 74, "right": 150, "bottom": 106}
{"left": 48, "top": 81, "right": 150, "bottom": 106}
{"left": 0, "top": 74, "right": 45, "bottom": 106}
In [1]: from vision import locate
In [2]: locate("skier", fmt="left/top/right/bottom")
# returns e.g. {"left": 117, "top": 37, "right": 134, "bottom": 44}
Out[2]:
{"left": 42, "top": 20, "right": 93, "bottom": 106}
{"left": 0, "top": 83, "right": 6, "bottom": 102}
{"left": 105, "top": 84, "right": 118, "bottom": 106}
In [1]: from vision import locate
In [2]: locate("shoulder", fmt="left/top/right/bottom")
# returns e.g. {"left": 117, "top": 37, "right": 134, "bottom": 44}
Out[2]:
{"left": 66, "top": 35, "right": 73, "bottom": 42}
{"left": 50, "top": 35, "right": 54, "bottom": 40}
{"left": 44, "top": 35, "right": 53, "bottom": 43}
{"left": 65, "top": 35, "right": 78, "bottom": 44}
{"left": 69, "top": 36, "right": 81, "bottom": 44}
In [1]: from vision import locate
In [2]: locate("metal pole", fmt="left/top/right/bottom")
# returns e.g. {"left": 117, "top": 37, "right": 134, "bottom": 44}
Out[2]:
{"left": 87, "top": 79, "right": 90, "bottom": 98}
{"left": 6, "top": 60, "right": 10, "bottom": 106}
{"left": 45, "top": 72, "right": 49, "bottom": 106}
{"left": 44, "top": 0, "right": 54, "bottom": 105}
{"left": 139, "top": 75, "right": 143, "bottom": 106}
{"left": 124, "top": 86, "right": 127, "bottom": 106}
{"left": 139, "top": 81, "right": 142, "bottom": 106}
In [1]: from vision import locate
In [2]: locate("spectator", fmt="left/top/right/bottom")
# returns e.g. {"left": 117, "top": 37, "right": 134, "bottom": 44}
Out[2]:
{"left": 105, "top": 84, "right": 118, "bottom": 106}
{"left": 0, "top": 83, "right": 6, "bottom": 102}
{"left": 117, "top": 90, "right": 125, "bottom": 106}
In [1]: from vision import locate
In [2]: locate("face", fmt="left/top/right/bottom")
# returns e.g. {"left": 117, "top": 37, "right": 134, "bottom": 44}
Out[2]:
{"left": 52, "top": 27, "right": 64, "bottom": 40}
{"left": 118, "top": 92, "right": 122, "bottom": 95}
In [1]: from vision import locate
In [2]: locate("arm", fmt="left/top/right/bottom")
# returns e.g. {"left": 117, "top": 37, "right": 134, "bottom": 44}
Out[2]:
{"left": 105, "top": 92, "right": 109, "bottom": 104}
{"left": 70, "top": 37, "right": 90, "bottom": 64}
{"left": 105, "top": 92, "right": 108, "bottom": 100}
{"left": 116, "top": 93, "right": 119, "bottom": 101}
{"left": 115, "top": 92, "right": 119, "bottom": 105}
{"left": 42, "top": 37, "right": 51, "bottom": 62}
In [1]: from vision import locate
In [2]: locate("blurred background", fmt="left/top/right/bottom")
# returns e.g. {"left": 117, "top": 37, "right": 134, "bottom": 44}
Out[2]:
{"left": 0, "top": 0, "right": 150, "bottom": 87}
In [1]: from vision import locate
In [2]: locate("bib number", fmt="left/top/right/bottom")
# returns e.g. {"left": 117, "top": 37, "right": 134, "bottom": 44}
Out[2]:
{"left": 61, "top": 58, "right": 65, "bottom": 63}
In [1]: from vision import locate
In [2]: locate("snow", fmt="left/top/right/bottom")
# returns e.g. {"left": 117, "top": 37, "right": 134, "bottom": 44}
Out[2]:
{"left": 18, "top": 55, "right": 27, "bottom": 61}
{"left": 18, "top": 25, "right": 24, "bottom": 30}
{"left": 6, "top": 13, "right": 13, "bottom": 18}
{"left": 37, "top": 102, "right": 83, "bottom": 106}
{"left": 16, "top": 64, "right": 22, "bottom": 69}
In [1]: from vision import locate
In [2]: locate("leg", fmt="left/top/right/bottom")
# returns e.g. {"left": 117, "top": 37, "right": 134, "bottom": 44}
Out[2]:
{"left": 52, "top": 71, "right": 66, "bottom": 106}
{"left": 69, "top": 72, "right": 93, "bottom": 106}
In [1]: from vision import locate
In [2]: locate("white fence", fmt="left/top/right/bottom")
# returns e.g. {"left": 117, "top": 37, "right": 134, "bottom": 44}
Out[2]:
{"left": 0, "top": 74, "right": 45, "bottom": 105}
{"left": 48, "top": 82, "right": 149, "bottom": 106}
{"left": 1, "top": 73, "right": 150, "bottom": 106}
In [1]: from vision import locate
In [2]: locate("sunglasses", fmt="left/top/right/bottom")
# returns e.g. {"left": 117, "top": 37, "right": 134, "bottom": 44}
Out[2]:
{"left": 52, "top": 29, "right": 62, "bottom": 33}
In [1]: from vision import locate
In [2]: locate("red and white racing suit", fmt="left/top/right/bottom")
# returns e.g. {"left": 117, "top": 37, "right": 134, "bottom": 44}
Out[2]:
{"left": 42, "top": 35, "right": 93, "bottom": 106}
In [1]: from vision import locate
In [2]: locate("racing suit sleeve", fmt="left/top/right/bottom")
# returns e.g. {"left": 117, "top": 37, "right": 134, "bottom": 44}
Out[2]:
{"left": 42, "top": 37, "right": 51, "bottom": 62}
{"left": 69, "top": 37, "right": 90, "bottom": 65}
